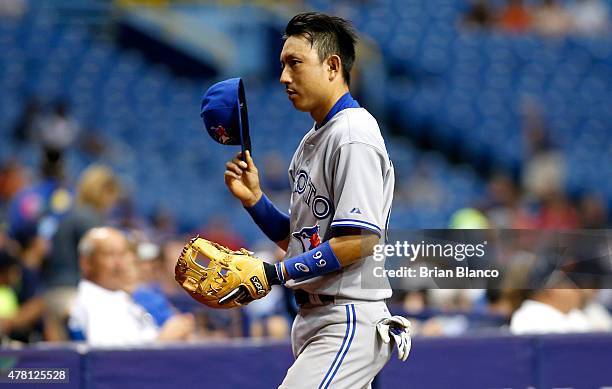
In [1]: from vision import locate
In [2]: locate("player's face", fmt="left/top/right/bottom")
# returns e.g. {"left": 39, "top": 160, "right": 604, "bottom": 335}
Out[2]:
{"left": 280, "top": 35, "right": 331, "bottom": 114}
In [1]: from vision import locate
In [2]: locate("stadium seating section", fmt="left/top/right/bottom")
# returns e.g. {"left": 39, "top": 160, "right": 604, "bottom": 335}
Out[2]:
{"left": 1, "top": 1, "right": 610, "bottom": 242}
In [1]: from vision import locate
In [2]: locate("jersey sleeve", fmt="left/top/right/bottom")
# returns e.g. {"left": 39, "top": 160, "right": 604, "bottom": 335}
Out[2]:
{"left": 329, "top": 142, "right": 386, "bottom": 236}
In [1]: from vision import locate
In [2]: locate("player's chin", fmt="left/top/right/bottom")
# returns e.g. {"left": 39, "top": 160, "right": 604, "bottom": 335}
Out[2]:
{"left": 287, "top": 93, "right": 299, "bottom": 105}
{"left": 289, "top": 96, "right": 309, "bottom": 112}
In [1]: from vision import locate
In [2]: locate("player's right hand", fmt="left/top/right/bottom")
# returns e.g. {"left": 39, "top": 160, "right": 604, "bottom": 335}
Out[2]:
{"left": 224, "top": 150, "right": 263, "bottom": 207}
{"left": 376, "top": 316, "right": 412, "bottom": 362}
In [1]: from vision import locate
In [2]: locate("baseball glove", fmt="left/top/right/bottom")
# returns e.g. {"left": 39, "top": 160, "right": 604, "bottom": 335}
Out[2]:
{"left": 175, "top": 237, "right": 272, "bottom": 309}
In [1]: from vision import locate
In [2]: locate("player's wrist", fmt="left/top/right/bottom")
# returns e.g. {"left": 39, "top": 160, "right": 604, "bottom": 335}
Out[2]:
{"left": 242, "top": 190, "right": 263, "bottom": 208}
{"left": 263, "top": 261, "right": 282, "bottom": 286}
{"left": 283, "top": 241, "right": 342, "bottom": 281}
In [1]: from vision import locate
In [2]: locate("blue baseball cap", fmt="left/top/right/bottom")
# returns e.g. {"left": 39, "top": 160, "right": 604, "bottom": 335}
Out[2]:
{"left": 200, "top": 78, "right": 251, "bottom": 155}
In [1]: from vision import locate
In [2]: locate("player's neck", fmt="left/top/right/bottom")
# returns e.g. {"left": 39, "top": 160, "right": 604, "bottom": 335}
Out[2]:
{"left": 311, "top": 86, "right": 350, "bottom": 125}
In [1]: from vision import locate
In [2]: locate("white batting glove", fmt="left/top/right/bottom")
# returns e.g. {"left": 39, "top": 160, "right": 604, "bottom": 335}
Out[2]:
{"left": 376, "top": 316, "right": 412, "bottom": 362}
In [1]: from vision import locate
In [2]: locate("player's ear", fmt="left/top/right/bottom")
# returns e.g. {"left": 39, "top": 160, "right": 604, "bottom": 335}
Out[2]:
{"left": 327, "top": 55, "right": 342, "bottom": 81}
{"left": 79, "top": 255, "right": 91, "bottom": 278}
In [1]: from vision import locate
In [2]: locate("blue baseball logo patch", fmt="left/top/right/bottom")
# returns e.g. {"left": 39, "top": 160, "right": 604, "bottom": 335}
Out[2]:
{"left": 292, "top": 224, "right": 321, "bottom": 252}
{"left": 211, "top": 125, "right": 232, "bottom": 144}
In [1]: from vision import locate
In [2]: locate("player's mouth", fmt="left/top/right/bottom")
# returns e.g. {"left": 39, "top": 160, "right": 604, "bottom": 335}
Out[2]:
{"left": 286, "top": 89, "right": 298, "bottom": 100}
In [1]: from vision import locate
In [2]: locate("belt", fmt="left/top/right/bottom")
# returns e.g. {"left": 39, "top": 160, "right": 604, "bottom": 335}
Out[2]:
{"left": 294, "top": 289, "right": 335, "bottom": 307}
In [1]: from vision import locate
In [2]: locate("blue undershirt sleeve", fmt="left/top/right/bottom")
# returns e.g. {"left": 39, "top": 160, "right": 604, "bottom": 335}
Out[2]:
{"left": 244, "top": 193, "right": 290, "bottom": 243}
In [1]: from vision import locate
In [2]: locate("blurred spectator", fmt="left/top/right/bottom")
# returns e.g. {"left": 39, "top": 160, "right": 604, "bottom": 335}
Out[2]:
{"left": 4, "top": 152, "right": 70, "bottom": 341}
{"left": 0, "top": 0, "right": 27, "bottom": 19}
{"left": 0, "top": 160, "right": 30, "bottom": 217}
{"left": 0, "top": 249, "right": 20, "bottom": 337}
{"left": 197, "top": 215, "right": 245, "bottom": 251}
{"left": 484, "top": 288, "right": 513, "bottom": 322}
{"left": 8, "top": 150, "right": 72, "bottom": 244}
{"left": 449, "top": 207, "right": 490, "bottom": 229}
{"left": 568, "top": 0, "right": 610, "bottom": 35}
{"left": 496, "top": 250, "right": 538, "bottom": 311}
{"left": 0, "top": 241, "right": 46, "bottom": 344}
{"left": 78, "top": 126, "right": 108, "bottom": 159}
{"left": 462, "top": 0, "right": 496, "bottom": 29}
{"left": 149, "top": 207, "right": 178, "bottom": 243}
{"left": 68, "top": 227, "right": 194, "bottom": 346}
{"left": 38, "top": 101, "right": 80, "bottom": 157}
{"left": 509, "top": 256, "right": 591, "bottom": 334}
{"left": 159, "top": 238, "right": 194, "bottom": 311}
{"left": 578, "top": 193, "right": 608, "bottom": 228}
{"left": 402, "top": 290, "right": 427, "bottom": 313}
{"left": 45, "top": 165, "right": 121, "bottom": 288}
{"left": 521, "top": 98, "right": 565, "bottom": 201}
{"left": 243, "top": 245, "right": 290, "bottom": 339}
{"left": 8, "top": 232, "right": 47, "bottom": 343}
{"left": 112, "top": 195, "right": 151, "bottom": 233}
{"left": 12, "top": 97, "right": 43, "bottom": 144}
{"left": 580, "top": 289, "right": 612, "bottom": 331}
{"left": 44, "top": 165, "right": 121, "bottom": 340}
{"left": 497, "top": 0, "right": 532, "bottom": 33}
{"left": 428, "top": 289, "right": 483, "bottom": 313}
{"left": 510, "top": 288, "right": 591, "bottom": 334}
{"left": 123, "top": 236, "right": 175, "bottom": 327}
{"left": 419, "top": 315, "right": 471, "bottom": 337}
{"left": 535, "top": 192, "right": 580, "bottom": 229}
{"left": 484, "top": 174, "right": 522, "bottom": 228}
{"left": 532, "top": 0, "right": 573, "bottom": 36}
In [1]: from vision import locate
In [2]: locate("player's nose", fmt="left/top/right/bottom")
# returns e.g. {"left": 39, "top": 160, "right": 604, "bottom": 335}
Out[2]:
{"left": 279, "top": 67, "right": 291, "bottom": 85}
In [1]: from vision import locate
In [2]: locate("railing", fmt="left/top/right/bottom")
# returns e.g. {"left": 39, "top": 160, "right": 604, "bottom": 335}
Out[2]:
{"left": 1, "top": 333, "right": 611, "bottom": 388}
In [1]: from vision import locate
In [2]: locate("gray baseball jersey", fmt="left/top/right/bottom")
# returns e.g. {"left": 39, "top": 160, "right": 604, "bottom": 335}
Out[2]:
{"left": 285, "top": 106, "right": 394, "bottom": 301}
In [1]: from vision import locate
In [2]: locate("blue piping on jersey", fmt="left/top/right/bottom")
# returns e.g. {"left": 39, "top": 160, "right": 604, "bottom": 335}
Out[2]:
{"left": 384, "top": 207, "right": 392, "bottom": 243}
{"left": 331, "top": 221, "right": 382, "bottom": 237}
{"left": 319, "top": 304, "right": 356, "bottom": 389}
{"left": 326, "top": 304, "right": 357, "bottom": 388}
{"left": 331, "top": 218, "right": 381, "bottom": 231}
{"left": 316, "top": 92, "right": 360, "bottom": 130}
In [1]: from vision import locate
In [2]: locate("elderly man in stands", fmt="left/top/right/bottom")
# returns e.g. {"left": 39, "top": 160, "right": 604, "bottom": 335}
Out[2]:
{"left": 68, "top": 227, "right": 194, "bottom": 346}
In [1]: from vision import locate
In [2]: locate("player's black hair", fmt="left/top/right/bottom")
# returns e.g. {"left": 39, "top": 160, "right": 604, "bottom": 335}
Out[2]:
{"left": 284, "top": 12, "right": 358, "bottom": 86}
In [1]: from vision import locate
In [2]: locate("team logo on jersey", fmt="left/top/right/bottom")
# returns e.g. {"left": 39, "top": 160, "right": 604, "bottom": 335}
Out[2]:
{"left": 292, "top": 224, "right": 321, "bottom": 252}
{"left": 211, "top": 125, "right": 231, "bottom": 144}
{"left": 293, "top": 170, "right": 333, "bottom": 220}
{"left": 350, "top": 208, "right": 362, "bottom": 214}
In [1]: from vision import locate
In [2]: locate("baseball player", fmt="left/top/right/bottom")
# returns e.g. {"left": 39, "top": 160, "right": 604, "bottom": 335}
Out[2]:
{"left": 223, "top": 12, "right": 410, "bottom": 388}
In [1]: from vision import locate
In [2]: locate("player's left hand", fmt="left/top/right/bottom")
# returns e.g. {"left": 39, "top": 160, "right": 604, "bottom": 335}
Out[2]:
{"left": 376, "top": 316, "right": 412, "bottom": 361}
{"left": 175, "top": 237, "right": 276, "bottom": 309}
